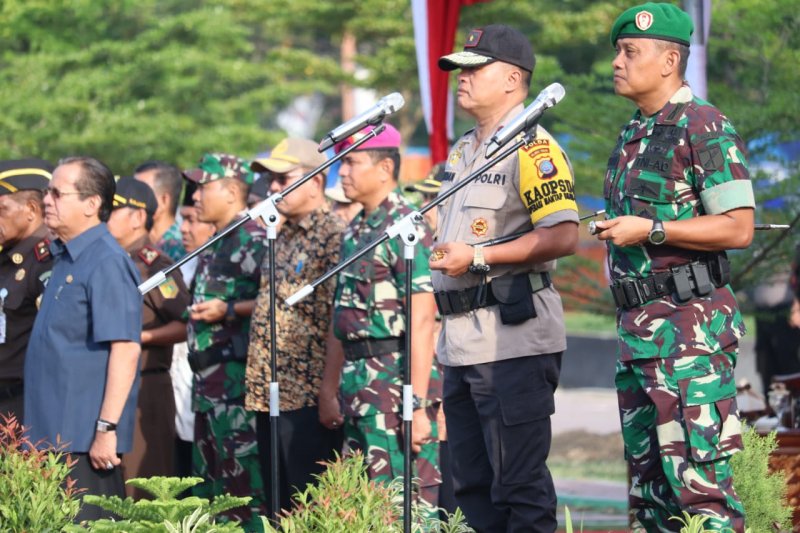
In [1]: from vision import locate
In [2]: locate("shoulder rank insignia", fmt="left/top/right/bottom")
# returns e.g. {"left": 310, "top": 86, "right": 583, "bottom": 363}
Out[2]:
{"left": 158, "top": 276, "right": 179, "bottom": 299}
{"left": 34, "top": 239, "right": 51, "bottom": 262}
{"left": 138, "top": 246, "right": 160, "bottom": 266}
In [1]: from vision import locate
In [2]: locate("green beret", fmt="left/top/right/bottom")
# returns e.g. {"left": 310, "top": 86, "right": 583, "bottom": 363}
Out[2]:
{"left": 611, "top": 2, "right": 693, "bottom": 47}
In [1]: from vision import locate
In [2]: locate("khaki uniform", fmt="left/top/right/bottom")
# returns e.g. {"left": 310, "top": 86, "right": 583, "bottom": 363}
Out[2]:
{"left": 120, "top": 236, "right": 190, "bottom": 498}
{"left": 432, "top": 105, "right": 579, "bottom": 366}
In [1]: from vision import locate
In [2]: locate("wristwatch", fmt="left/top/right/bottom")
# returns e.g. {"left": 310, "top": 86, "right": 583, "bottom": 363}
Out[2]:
{"left": 648, "top": 219, "right": 667, "bottom": 245}
{"left": 468, "top": 245, "right": 491, "bottom": 274}
{"left": 96, "top": 418, "right": 117, "bottom": 432}
{"left": 412, "top": 394, "right": 431, "bottom": 411}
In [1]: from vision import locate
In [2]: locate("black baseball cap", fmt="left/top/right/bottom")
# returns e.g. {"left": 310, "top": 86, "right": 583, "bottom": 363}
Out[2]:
{"left": 0, "top": 158, "right": 53, "bottom": 196}
{"left": 113, "top": 176, "right": 157, "bottom": 215}
{"left": 438, "top": 24, "right": 535, "bottom": 73}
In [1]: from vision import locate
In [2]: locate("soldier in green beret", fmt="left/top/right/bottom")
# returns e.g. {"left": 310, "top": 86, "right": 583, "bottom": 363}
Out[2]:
{"left": 594, "top": 2, "right": 753, "bottom": 531}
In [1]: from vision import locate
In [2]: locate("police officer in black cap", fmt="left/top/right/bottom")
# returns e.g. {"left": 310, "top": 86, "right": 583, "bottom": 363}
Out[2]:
{"left": 0, "top": 159, "right": 54, "bottom": 421}
{"left": 107, "top": 176, "right": 191, "bottom": 498}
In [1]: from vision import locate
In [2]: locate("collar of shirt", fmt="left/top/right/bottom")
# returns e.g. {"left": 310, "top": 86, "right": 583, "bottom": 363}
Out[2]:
{"left": 358, "top": 189, "right": 404, "bottom": 230}
{"left": 2, "top": 223, "right": 49, "bottom": 263}
{"left": 50, "top": 223, "right": 107, "bottom": 261}
{"left": 285, "top": 203, "right": 331, "bottom": 235}
{"left": 631, "top": 82, "right": 694, "bottom": 127}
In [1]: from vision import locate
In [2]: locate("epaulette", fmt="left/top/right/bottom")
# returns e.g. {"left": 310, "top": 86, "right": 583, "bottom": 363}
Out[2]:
{"left": 138, "top": 245, "right": 161, "bottom": 266}
{"left": 34, "top": 239, "right": 51, "bottom": 262}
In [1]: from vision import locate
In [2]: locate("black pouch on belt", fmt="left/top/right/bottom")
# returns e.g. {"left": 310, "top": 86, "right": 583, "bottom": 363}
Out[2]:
{"left": 491, "top": 273, "right": 537, "bottom": 325}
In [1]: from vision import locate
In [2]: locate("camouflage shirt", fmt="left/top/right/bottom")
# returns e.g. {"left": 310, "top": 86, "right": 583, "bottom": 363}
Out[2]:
{"left": 245, "top": 205, "right": 344, "bottom": 412}
{"left": 156, "top": 220, "right": 186, "bottom": 263}
{"left": 604, "top": 84, "right": 755, "bottom": 360}
{"left": 333, "top": 190, "right": 441, "bottom": 417}
{"left": 188, "top": 216, "right": 266, "bottom": 354}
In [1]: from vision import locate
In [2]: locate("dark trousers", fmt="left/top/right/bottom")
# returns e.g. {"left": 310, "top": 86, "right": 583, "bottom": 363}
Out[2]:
{"left": 444, "top": 353, "right": 561, "bottom": 533}
{"left": 0, "top": 384, "right": 24, "bottom": 423}
{"left": 70, "top": 453, "right": 125, "bottom": 524}
{"left": 755, "top": 306, "right": 800, "bottom": 393}
{"left": 256, "top": 405, "right": 343, "bottom": 516}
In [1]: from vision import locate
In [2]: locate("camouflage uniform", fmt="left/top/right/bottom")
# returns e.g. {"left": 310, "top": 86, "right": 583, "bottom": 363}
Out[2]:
{"left": 0, "top": 224, "right": 51, "bottom": 420}
{"left": 604, "top": 84, "right": 754, "bottom": 532}
{"left": 188, "top": 216, "right": 267, "bottom": 529}
{"left": 332, "top": 190, "right": 442, "bottom": 520}
{"left": 156, "top": 220, "right": 186, "bottom": 263}
{"left": 121, "top": 236, "right": 190, "bottom": 499}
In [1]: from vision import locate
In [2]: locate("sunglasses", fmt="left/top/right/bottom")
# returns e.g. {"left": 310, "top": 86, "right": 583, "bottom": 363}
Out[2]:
{"left": 45, "top": 186, "right": 83, "bottom": 200}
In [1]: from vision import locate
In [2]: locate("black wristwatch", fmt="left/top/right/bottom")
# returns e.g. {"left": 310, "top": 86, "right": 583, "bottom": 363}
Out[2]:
{"left": 468, "top": 245, "right": 491, "bottom": 275}
{"left": 648, "top": 219, "right": 667, "bottom": 245}
{"left": 224, "top": 301, "right": 237, "bottom": 324}
{"left": 96, "top": 418, "right": 117, "bottom": 432}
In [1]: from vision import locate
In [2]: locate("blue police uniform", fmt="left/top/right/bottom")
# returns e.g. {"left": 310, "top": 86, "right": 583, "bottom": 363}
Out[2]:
{"left": 24, "top": 223, "right": 142, "bottom": 453}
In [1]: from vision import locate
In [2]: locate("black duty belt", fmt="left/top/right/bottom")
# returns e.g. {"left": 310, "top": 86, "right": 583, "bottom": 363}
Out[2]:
{"left": 342, "top": 337, "right": 405, "bottom": 361}
{"left": 434, "top": 272, "right": 551, "bottom": 317}
{"left": 188, "top": 341, "right": 245, "bottom": 372}
{"left": 0, "top": 379, "right": 23, "bottom": 400}
{"left": 610, "top": 258, "right": 728, "bottom": 310}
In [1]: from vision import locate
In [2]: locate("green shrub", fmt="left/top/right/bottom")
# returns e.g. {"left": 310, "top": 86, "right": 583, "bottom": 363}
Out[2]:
{"left": 730, "top": 428, "right": 793, "bottom": 532}
{"left": 0, "top": 414, "right": 82, "bottom": 532}
{"left": 263, "top": 452, "right": 473, "bottom": 532}
{"left": 64, "top": 476, "right": 251, "bottom": 532}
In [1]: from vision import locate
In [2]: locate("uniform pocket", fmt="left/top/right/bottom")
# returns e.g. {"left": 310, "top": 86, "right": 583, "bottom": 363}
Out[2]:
{"left": 679, "top": 375, "right": 743, "bottom": 463}
{"left": 460, "top": 184, "right": 508, "bottom": 242}
{"left": 497, "top": 389, "right": 554, "bottom": 485}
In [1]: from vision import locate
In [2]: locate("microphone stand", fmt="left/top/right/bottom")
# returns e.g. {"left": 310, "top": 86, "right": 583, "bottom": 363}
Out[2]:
{"left": 285, "top": 125, "right": 543, "bottom": 533}
{"left": 137, "top": 124, "right": 387, "bottom": 524}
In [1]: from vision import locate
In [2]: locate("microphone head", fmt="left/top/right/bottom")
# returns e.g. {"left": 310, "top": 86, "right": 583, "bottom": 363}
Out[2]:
{"left": 542, "top": 82, "right": 566, "bottom": 105}
{"left": 381, "top": 92, "right": 406, "bottom": 113}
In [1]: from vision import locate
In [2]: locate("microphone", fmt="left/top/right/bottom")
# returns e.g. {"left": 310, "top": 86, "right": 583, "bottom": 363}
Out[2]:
{"left": 485, "top": 83, "right": 566, "bottom": 158}
{"left": 318, "top": 93, "right": 405, "bottom": 152}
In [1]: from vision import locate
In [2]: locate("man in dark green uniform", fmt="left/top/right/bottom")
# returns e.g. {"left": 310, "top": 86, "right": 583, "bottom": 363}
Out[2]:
{"left": 183, "top": 153, "right": 268, "bottom": 528}
{"left": 0, "top": 159, "right": 54, "bottom": 421}
{"left": 595, "top": 3, "right": 755, "bottom": 530}
{"left": 107, "top": 176, "right": 191, "bottom": 498}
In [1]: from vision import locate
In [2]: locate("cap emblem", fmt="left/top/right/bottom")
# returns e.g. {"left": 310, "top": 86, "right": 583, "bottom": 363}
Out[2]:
{"left": 464, "top": 30, "right": 483, "bottom": 48}
{"left": 635, "top": 11, "right": 653, "bottom": 31}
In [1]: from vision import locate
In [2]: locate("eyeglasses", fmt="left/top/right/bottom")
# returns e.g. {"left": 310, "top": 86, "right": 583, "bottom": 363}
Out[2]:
{"left": 44, "top": 187, "right": 83, "bottom": 200}
{"left": 268, "top": 171, "right": 304, "bottom": 187}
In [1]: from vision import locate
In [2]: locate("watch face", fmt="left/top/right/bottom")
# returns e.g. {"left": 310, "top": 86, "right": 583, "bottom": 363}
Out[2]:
{"left": 649, "top": 229, "right": 666, "bottom": 245}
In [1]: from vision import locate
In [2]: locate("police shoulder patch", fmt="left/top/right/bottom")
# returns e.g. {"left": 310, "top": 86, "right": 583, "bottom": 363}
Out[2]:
{"left": 158, "top": 276, "right": 179, "bottom": 299}
{"left": 34, "top": 239, "right": 50, "bottom": 262}
{"left": 138, "top": 245, "right": 160, "bottom": 266}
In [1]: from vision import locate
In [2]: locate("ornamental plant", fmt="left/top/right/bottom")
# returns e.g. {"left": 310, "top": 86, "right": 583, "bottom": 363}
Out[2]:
{"left": 0, "top": 414, "right": 82, "bottom": 532}
{"left": 264, "top": 452, "right": 473, "bottom": 532}
{"left": 64, "top": 476, "right": 250, "bottom": 533}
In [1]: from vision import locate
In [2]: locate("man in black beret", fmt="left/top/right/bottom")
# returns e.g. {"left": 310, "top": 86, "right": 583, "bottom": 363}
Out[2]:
{"left": 0, "top": 159, "right": 54, "bottom": 422}
{"left": 107, "top": 176, "right": 191, "bottom": 498}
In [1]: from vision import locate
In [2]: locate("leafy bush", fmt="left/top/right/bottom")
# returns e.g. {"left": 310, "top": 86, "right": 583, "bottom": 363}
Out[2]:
{"left": 730, "top": 428, "right": 793, "bottom": 532}
{"left": 64, "top": 476, "right": 251, "bottom": 532}
{"left": 263, "top": 452, "right": 472, "bottom": 532}
{"left": 0, "top": 414, "right": 82, "bottom": 532}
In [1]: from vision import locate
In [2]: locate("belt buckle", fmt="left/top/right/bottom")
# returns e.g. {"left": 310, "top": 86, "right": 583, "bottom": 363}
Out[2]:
{"left": 621, "top": 279, "right": 643, "bottom": 307}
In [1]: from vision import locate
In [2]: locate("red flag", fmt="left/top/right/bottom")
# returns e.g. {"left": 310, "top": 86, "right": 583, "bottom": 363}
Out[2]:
{"left": 413, "top": 0, "right": 489, "bottom": 163}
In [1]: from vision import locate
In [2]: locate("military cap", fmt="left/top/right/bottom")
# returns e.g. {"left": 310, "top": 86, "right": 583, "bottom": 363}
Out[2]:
{"left": 113, "top": 176, "right": 157, "bottom": 215}
{"left": 611, "top": 2, "right": 694, "bottom": 47}
{"left": 0, "top": 158, "right": 54, "bottom": 196}
{"left": 404, "top": 163, "right": 444, "bottom": 197}
{"left": 182, "top": 180, "right": 198, "bottom": 207}
{"left": 251, "top": 138, "right": 328, "bottom": 177}
{"left": 439, "top": 24, "right": 535, "bottom": 73}
{"left": 182, "top": 153, "right": 255, "bottom": 185}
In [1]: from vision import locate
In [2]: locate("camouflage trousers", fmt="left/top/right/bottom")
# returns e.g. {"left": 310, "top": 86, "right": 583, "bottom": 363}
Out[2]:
{"left": 344, "top": 410, "right": 441, "bottom": 523}
{"left": 193, "top": 398, "right": 267, "bottom": 532}
{"left": 616, "top": 351, "right": 745, "bottom": 532}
